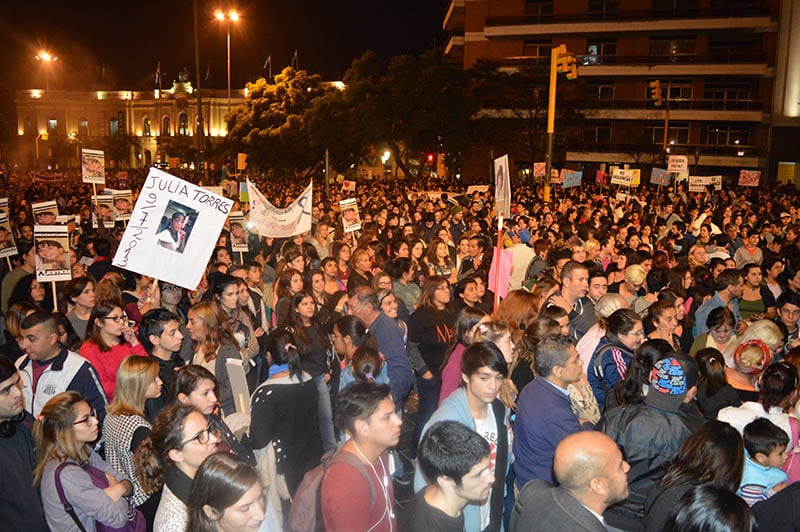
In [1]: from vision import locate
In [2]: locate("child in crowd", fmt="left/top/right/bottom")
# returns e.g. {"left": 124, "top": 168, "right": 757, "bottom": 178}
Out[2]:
{"left": 738, "top": 417, "right": 789, "bottom": 505}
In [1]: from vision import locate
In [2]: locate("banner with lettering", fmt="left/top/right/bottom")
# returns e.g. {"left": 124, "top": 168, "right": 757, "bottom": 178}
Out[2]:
{"left": 248, "top": 179, "right": 313, "bottom": 238}
{"left": 113, "top": 168, "right": 233, "bottom": 290}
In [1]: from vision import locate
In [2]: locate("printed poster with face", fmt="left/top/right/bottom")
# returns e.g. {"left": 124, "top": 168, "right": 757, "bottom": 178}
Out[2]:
{"left": 0, "top": 212, "right": 17, "bottom": 258}
{"left": 34, "top": 224, "right": 72, "bottom": 282}
{"left": 92, "top": 195, "right": 116, "bottom": 229}
{"left": 0, "top": 198, "right": 9, "bottom": 220}
{"left": 32, "top": 201, "right": 59, "bottom": 226}
{"left": 108, "top": 189, "right": 134, "bottom": 221}
{"left": 112, "top": 167, "right": 233, "bottom": 291}
{"left": 494, "top": 154, "right": 511, "bottom": 217}
{"left": 340, "top": 198, "right": 361, "bottom": 233}
{"left": 81, "top": 148, "right": 106, "bottom": 184}
{"left": 739, "top": 169, "right": 761, "bottom": 187}
{"left": 229, "top": 211, "right": 249, "bottom": 253}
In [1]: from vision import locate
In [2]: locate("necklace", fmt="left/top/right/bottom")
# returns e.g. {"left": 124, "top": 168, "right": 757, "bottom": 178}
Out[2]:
{"left": 352, "top": 440, "right": 394, "bottom": 532}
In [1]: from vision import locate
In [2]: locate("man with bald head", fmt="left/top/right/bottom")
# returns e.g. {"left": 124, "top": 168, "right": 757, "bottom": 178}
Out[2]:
{"left": 509, "top": 431, "right": 630, "bottom": 532}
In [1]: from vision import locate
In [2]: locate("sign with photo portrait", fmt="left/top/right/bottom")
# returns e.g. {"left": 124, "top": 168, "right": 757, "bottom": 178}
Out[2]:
{"left": 34, "top": 225, "right": 72, "bottom": 282}
{"left": 81, "top": 148, "right": 106, "bottom": 184}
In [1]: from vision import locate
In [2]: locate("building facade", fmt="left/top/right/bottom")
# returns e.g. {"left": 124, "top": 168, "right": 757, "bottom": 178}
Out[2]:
{"left": 444, "top": 0, "right": 800, "bottom": 182}
{"left": 14, "top": 78, "right": 244, "bottom": 171}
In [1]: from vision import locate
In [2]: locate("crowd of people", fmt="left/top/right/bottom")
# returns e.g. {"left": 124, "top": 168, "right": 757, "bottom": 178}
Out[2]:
{"left": 3, "top": 166, "right": 800, "bottom": 531}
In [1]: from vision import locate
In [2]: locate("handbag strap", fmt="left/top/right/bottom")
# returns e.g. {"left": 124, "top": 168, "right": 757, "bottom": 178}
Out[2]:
{"left": 54, "top": 462, "right": 88, "bottom": 532}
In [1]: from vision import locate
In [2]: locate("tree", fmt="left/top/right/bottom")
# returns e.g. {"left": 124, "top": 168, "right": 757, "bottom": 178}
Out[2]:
{"left": 225, "top": 67, "right": 331, "bottom": 178}
{"left": 305, "top": 50, "right": 476, "bottom": 177}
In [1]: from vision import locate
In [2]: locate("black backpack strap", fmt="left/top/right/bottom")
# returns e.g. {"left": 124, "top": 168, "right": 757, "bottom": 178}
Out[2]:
{"left": 54, "top": 462, "right": 88, "bottom": 532}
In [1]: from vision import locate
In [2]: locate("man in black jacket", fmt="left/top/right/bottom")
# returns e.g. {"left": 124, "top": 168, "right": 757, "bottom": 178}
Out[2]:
{"left": 510, "top": 431, "right": 629, "bottom": 532}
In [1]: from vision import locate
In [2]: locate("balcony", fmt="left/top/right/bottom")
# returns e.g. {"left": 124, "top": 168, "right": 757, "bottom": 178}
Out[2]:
{"left": 443, "top": 0, "right": 465, "bottom": 31}
{"left": 567, "top": 142, "right": 765, "bottom": 168}
{"left": 483, "top": 6, "right": 772, "bottom": 39}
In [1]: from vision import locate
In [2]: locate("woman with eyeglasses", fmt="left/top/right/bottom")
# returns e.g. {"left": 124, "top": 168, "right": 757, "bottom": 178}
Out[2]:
{"left": 103, "top": 356, "right": 164, "bottom": 526}
{"left": 172, "top": 365, "right": 255, "bottom": 465}
{"left": 35, "top": 391, "right": 136, "bottom": 531}
{"left": 187, "top": 453, "right": 266, "bottom": 532}
{"left": 250, "top": 327, "right": 322, "bottom": 503}
{"left": 587, "top": 308, "right": 645, "bottom": 406}
{"left": 79, "top": 299, "right": 147, "bottom": 401}
{"left": 185, "top": 301, "right": 241, "bottom": 416}
{"left": 135, "top": 404, "right": 220, "bottom": 532}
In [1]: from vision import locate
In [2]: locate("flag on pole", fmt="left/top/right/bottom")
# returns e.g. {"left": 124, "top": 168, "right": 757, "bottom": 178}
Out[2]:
{"left": 291, "top": 49, "right": 299, "bottom": 70}
{"left": 263, "top": 54, "right": 271, "bottom": 70}
{"left": 154, "top": 61, "right": 161, "bottom": 86}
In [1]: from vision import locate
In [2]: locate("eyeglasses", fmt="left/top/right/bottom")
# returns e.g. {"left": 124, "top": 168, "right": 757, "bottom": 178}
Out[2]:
{"left": 74, "top": 408, "right": 98, "bottom": 425}
{"left": 179, "top": 424, "right": 218, "bottom": 447}
{"left": 103, "top": 314, "right": 128, "bottom": 323}
{"left": 627, "top": 329, "right": 646, "bottom": 337}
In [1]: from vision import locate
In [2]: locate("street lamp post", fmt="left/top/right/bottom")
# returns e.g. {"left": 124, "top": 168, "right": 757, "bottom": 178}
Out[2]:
{"left": 215, "top": 8, "right": 239, "bottom": 115}
{"left": 35, "top": 50, "right": 58, "bottom": 93}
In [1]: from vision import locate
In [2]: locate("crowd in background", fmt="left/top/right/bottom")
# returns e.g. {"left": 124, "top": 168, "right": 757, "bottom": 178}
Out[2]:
{"left": 2, "top": 167, "right": 800, "bottom": 531}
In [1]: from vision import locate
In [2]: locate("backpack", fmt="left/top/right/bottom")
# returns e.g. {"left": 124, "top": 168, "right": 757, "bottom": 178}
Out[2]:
{"left": 288, "top": 449, "right": 376, "bottom": 532}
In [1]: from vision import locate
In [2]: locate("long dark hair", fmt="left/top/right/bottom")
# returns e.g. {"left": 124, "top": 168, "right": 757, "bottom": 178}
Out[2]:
{"left": 659, "top": 421, "right": 743, "bottom": 491}
{"left": 85, "top": 299, "right": 128, "bottom": 352}
{"left": 695, "top": 348, "right": 728, "bottom": 397}
{"left": 188, "top": 453, "right": 263, "bottom": 532}
{"left": 610, "top": 339, "right": 672, "bottom": 407}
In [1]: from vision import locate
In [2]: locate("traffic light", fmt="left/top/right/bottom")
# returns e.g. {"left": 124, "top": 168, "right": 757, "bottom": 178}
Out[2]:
{"left": 555, "top": 45, "right": 578, "bottom": 80}
{"left": 425, "top": 153, "right": 436, "bottom": 166}
{"left": 649, "top": 80, "right": 663, "bottom": 107}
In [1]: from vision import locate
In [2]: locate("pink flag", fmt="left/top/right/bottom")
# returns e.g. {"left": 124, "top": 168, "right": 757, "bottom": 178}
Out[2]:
{"left": 488, "top": 246, "right": 513, "bottom": 301}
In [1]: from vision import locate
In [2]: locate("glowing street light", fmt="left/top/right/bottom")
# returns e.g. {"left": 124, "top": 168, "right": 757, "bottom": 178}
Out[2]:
{"left": 35, "top": 50, "right": 58, "bottom": 92}
{"left": 214, "top": 8, "right": 239, "bottom": 113}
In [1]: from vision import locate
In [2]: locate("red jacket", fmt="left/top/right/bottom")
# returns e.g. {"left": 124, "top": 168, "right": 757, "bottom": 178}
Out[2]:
{"left": 79, "top": 341, "right": 147, "bottom": 401}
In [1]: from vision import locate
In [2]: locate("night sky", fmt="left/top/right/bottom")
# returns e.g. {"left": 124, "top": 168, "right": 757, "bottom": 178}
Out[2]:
{"left": 0, "top": 0, "right": 450, "bottom": 91}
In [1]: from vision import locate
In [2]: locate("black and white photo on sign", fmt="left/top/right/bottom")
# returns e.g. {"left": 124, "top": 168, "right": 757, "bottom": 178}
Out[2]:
{"left": 155, "top": 200, "right": 198, "bottom": 254}
{"left": 93, "top": 195, "right": 116, "bottom": 229}
{"left": 31, "top": 200, "right": 59, "bottom": 226}
{"left": 34, "top": 225, "right": 72, "bottom": 282}
{"left": 229, "top": 211, "right": 248, "bottom": 253}
{"left": 81, "top": 148, "right": 106, "bottom": 184}
{"left": 0, "top": 198, "right": 9, "bottom": 220}
{"left": 0, "top": 213, "right": 17, "bottom": 258}
{"left": 339, "top": 197, "right": 361, "bottom": 233}
{"left": 106, "top": 189, "right": 134, "bottom": 221}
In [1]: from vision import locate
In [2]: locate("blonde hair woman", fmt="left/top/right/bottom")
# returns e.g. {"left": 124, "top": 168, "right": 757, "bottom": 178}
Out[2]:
{"left": 103, "top": 356, "right": 163, "bottom": 522}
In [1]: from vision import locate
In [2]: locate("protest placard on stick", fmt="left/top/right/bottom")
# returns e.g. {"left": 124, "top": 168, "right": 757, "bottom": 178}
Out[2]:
{"left": 229, "top": 211, "right": 248, "bottom": 254}
{"left": 34, "top": 225, "right": 71, "bottom": 283}
{"left": 0, "top": 212, "right": 17, "bottom": 259}
{"left": 81, "top": 149, "right": 106, "bottom": 185}
{"left": 112, "top": 168, "right": 233, "bottom": 291}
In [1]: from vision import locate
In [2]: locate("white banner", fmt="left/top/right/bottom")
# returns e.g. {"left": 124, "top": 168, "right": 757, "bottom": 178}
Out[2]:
{"left": 494, "top": 154, "right": 511, "bottom": 218}
{"left": 113, "top": 168, "right": 233, "bottom": 291}
{"left": 248, "top": 179, "right": 312, "bottom": 238}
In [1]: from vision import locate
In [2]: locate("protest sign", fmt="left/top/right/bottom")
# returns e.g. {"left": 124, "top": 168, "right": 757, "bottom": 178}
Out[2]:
{"left": 562, "top": 170, "right": 583, "bottom": 188}
{"left": 239, "top": 181, "right": 249, "bottom": 203}
{"left": 549, "top": 169, "right": 561, "bottom": 184}
{"left": 494, "top": 155, "right": 511, "bottom": 217}
{"left": 81, "top": 148, "right": 106, "bottom": 185}
{"left": 247, "top": 179, "right": 312, "bottom": 238}
{"left": 688, "top": 175, "right": 721, "bottom": 192}
{"left": 615, "top": 192, "right": 629, "bottom": 203}
{"left": 739, "top": 169, "right": 761, "bottom": 187}
{"left": 340, "top": 198, "right": 361, "bottom": 233}
{"left": 0, "top": 212, "right": 17, "bottom": 259}
{"left": 629, "top": 169, "right": 641, "bottom": 187}
{"left": 466, "top": 185, "right": 489, "bottom": 195}
{"left": 112, "top": 168, "right": 233, "bottom": 291}
{"left": 169, "top": 157, "right": 180, "bottom": 169}
{"left": 111, "top": 189, "right": 133, "bottom": 221}
{"left": 650, "top": 168, "right": 670, "bottom": 186}
{"left": 0, "top": 198, "right": 8, "bottom": 220}
{"left": 237, "top": 153, "right": 248, "bottom": 172}
{"left": 229, "top": 211, "right": 248, "bottom": 253}
{"left": 34, "top": 225, "right": 71, "bottom": 282}
{"left": 596, "top": 170, "right": 608, "bottom": 185}
{"left": 32, "top": 201, "right": 59, "bottom": 225}
{"left": 93, "top": 195, "right": 116, "bottom": 229}
{"left": 342, "top": 180, "right": 357, "bottom": 193}
{"left": 668, "top": 155, "right": 688, "bottom": 173}
{"left": 533, "top": 162, "right": 546, "bottom": 178}
{"left": 610, "top": 168, "right": 632, "bottom": 186}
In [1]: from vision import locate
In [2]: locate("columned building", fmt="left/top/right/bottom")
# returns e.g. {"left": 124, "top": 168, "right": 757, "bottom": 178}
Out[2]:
{"left": 444, "top": 0, "right": 800, "bottom": 183}
{"left": 14, "top": 78, "right": 244, "bottom": 171}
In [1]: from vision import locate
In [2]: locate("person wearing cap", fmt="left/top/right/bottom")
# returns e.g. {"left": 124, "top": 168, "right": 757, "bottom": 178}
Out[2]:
{"left": 598, "top": 356, "right": 699, "bottom": 530}
{"left": 449, "top": 205, "right": 467, "bottom": 243}
{"left": 780, "top": 211, "right": 793, "bottom": 229}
